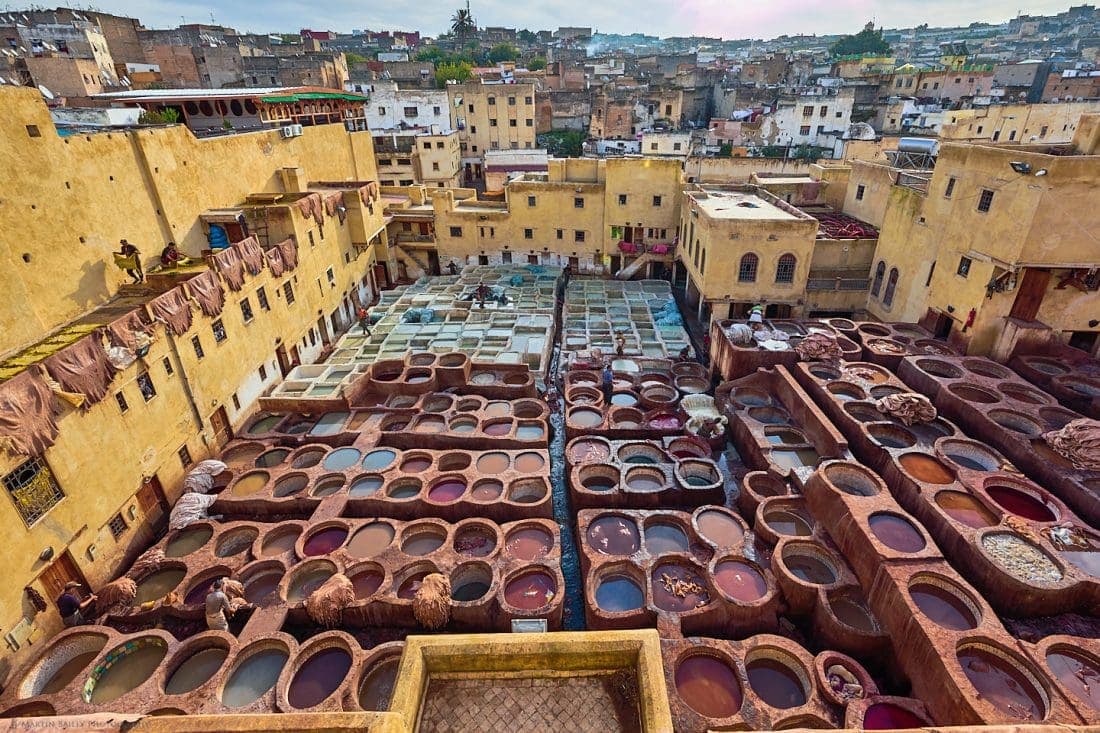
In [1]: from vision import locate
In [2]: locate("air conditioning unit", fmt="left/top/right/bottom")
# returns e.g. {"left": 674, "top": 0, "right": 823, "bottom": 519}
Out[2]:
{"left": 281, "top": 126, "right": 295, "bottom": 138}
{"left": 291, "top": 123, "right": 304, "bottom": 136}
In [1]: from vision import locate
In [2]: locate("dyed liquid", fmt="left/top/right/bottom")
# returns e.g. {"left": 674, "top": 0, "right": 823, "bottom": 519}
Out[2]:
{"left": 514, "top": 453, "right": 545, "bottom": 472}
{"left": 288, "top": 648, "right": 351, "bottom": 709}
{"left": 947, "top": 454, "right": 992, "bottom": 472}
{"left": 958, "top": 648, "right": 1045, "bottom": 720}
{"left": 261, "top": 528, "right": 301, "bottom": 556}
{"left": 648, "top": 415, "right": 682, "bottom": 429}
{"left": 350, "top": 570, "right": 383, "bottom": 599}
{"left": 644, "top": 523, "right": 689, "bottom": 554}
{"left": 899, "top": 454, "right": 955, "bottom": 484}
{"left": 831, "top": 596, "right": 877, "bottom": 632}
{"left": 349, "top": 476, "right": 383, "bottom": 497}
{"left": 516, "top": 425, "right": 544, "bottom": 440}
{"left": 428, "top": 480, "right": 466, "bottom": 503}
{"left": 476, "top": 453, "right": 510, "bottom": 474}
{"left": 472, "top": 481, "right": 503, "bottom": 501}
{"left": 255, "top": 449, "right": 289, "bottom": 468}
{"left": 675, "top": 655, "right": 743, "bottom": 718}
{"left": 217, "top": 530, "right": 257, "bottom": 557}
{"left": 697, "top": 511, "right": 744, "bottom": 548}
{"left": 987, "top": 486, "right": 1055, "bottom": 522}
{"left": 766, "top": 430, "right": 805, "bottom": 445}
{"left": 583, "top": 476, "right": 617, "bottom": 492}
{"left": 134, "top": 569, "right": 186, "bottom": 605}
{"left": 310, "top": 412, "right": 349, "bottom": 436}
{"left": 713, "top": 561, "right": 767, "bottom": 602}
{"left": 243, "top": 572, "right": 283, "bottom": 604}
{"left": 164, "top": 648, "right": 227, "bottom": 695}
{"left": 871, "top": 429, "right": 915, "bottom": 449}
{"left": 746, "top": 658, "right": 807, "bottom": 709}
{"left": 869, "top": 514, "right": 926, "bottom": 552}
{"left": 784, "top": 554, "right": 836, "bottom": 584}
{"left": 595, "top": 575, "right": 643, "bottom": 612}
{"left": 451, "top": 580, "right": 491, "bottom": 602}
{"left": 397, "top": 572, "right": 429, "bottom": 600}
{"left": 361, "top": 450, "right": 396, "bottom": 470}
{"left": 89, "top": 642, "right": 167, "bottom": 704}
{"left": 292, "top": 452, "right": 323, "bottom": 468}
{"left": 770, "top": 449, "right": 820, "bottom": 470}
{"left": 402, "top": 533, "right": 444, "bottom": 555}
{"left": 506, "top": 528, "right": 553, "bottom": 560}
{"left": 485, "top": 402, "right": 511, "bottom": 416}
{"left": 910, "top": 583, "right": 977, "bottom": 630}
{"left": 863, "top": 703, "right": 926, "bottom": 729}
{"left": 389, "top": 483, "right": 420, "bottom": 499}
{"left": 414, "top": 417, "right": 445, "bottom": 433}
{"left": 611, "top": 393, "right": 638, "bottom": 406}
{"left": 936, "top": 492, "right": 998, "bottom": 528}
{"left": 323, "top": 448, "right": 361, "bottom": 471}
{"left": 570, "top": 409, "right": 603, "bottom": 428}
{"left": 1047, "top": 651, "right": 1100, "bottom": 710}
{"left": 587, "top": 516, "right": 640, "bottom": 556}
{"left": 684, "top": 475, "right": 715, "bottom": 487}
{"left": 303, "top": 528, "right": 348, "bottom": 556}
{"left": 288, "top": 568, "right": 333, "bottom": 602}
{"left": 359, "top": 658, "right": 399, "bottom": 711}
{"left": 651, "top": 564, "right": 709, "bottom": 612}
{"left": 312, "top": 480, "right": 343, "bottom": 498}
{"left": 1063, "top": 550, "right": 1100, "bottom": 576}
{"left": 222, "top": 649, "right": 287, "bottom": 708}
{"left": 748, "top": 408, "right": 789, "bottom": 425}
{"left": 184, "top": 577, "right": 218, "bottom": 606}
{"left": 569, "top": 440, "right": 610, "bottom": 463}
{"left": 347, "top": 523, "right": 395, "bottom": 557}
{"left": 451, "top": 419, "right": 476, "bottom": 433}
{"left": 455, "top": 530, "right": 496, "bottom": 557}
{"left": 232, "top": 472, "right": 269, "bottom": 496}
{"left": 765, "top": 511, "right": 812, "bottom": 537}
{"left": 735, "top": 392, "right": 771, "bottom": 407}
{"left": 248, "top": 416, "right": 281, "bottom": 434}
{"left": 626, "top": 471, "right": 664, "bottom": 492}
{"left": 401, "top": 457, "right": 431, "bottom": 473}
{"left": 483, "top": 422, "right": 512, "bottom": 436}
{"left": 165, "top": 526, "right": 213, "bottom": 557}
{"left": 41, "top": 650, "right": 101, "bottom": 695}
{"left": 504, "top": 572, "right": 556, "bottom": 610}
{"left": 274, "top": 476, "right": 307, "bottom": 497}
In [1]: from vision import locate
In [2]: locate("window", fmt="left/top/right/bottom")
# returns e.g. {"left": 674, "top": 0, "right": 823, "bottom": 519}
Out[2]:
{"left": 178, "top": 445, "right": 192, "bottom": 468}
{"left": 327, "top": 267, "right": 335, "bottom": 286}
{"left": 574, "top": 230, "right": 585, "bottom": 242}
{"left": 501, "top": 251, "right": 512, "bottom": 264}
{"left": 653, "top": 195, "right": 662, "bottom": 206}
{"left": 26, "top": 125, "right": 40, "bottom": 138}
{"left": 403, "top": 106, "right": 418, "bottom": 117}
{"left": 871, "top": 261, "right": 886, "bottom": 296}
{"left": 257, "top": 286, "right": 270, "bottom": 310}
{"left": 283, "top": 281, "right": 295, "bottom": 304}
{"left": 211, "top": 319, "right": 227, "bottom": 343}
{"left": 524, "top": 228, "right": 533, "bottom": 240}
{"left": 957, "top": 256, "right": 972, "bottom": 278}
{"left": 378, "top": 106, "right": 386, "bottom": 116}
{"left": 468, "top": 103, "right": 474, "bottom": 112}
{"left": 191, "top": 335, "right": 204, "bottom": 359}
{"left": 700, "top": 248, "right": 706, "bottom": 274}
{"left": 136, "top": 372, "right": 156, "bottom": 401}
{"left": 260, "top": 361, "right": 269, "bottom": 381}
{"left": 240, "top": 297, "right": 254, "bottom": 323}
{"left": 423, "top": 142, "right": 432, "bottom": 150}
{"left": 819, "top": 105, "right": 828, "bottom": 117}
{"left": 816, "top": 125, "right": 825, "bottom": 134}
{"left": 944, "top": 177, "right": 956, "bottom": 198}
{"left": 509, "top": 119, "right": 517, "bottom": 127}
{"left": 977, "top": 189, "right": 994, "bottom": 213}
{"left": 525, "top": 119, "right": 533, "bottom": 127}
{"left": 163, "top": 357, "right": 174, "bottom": 376}
{"left": 556, "top": 229, "right": 563, "bottom": 240}
{"left": 528, "top": 195, "right": 536, "bottom": 207}
{"left": 650, "top": 143, "right": 658, "bottom": 151}
{"left": 308, "top": 328, "right": 316, "bottom": 347}
{"left": 775, "top": 254, "right": 796, "bottom": 283}
{"left": 618, "top": 194, "right": 627, "bottom": 205}
{"left": 4, "top": 458, "right": 63, "bottom": 526}
{"left": 436, "top": 141, "right": 444, "bottom": 148}
{"left": 738, "top": 253, "right": 758, "bottom": 283}
{"left": 488, "top": 97, "right": 496, "bottom": 105}
{"left": 432, "top": 162, "right": 439, "bottom": 171}
{"left": 672, "top": 142, "right": 681, "bottom": 151}
{"left": 450, "top": 226, "right": 463, "bottom": 237}
{"left": 925, "top": 261, "right": 936, "bottom": 287}
{"left": 525, "top": 96, "right": 532, "bottom": 104}
{"left": 855, "top": 184, "right": 865, "bottom": 201}
{"left": 508, "top": 96, "right": 515, "bottom": 105}
{"left": 799, "top": 125, "right": 811, "bottom": 135}
{"left": 433, "top": 106, "right": 441, "bottom": 115}
{"left": 232, "top": 393, "right": 240, "bottom": 410}
{"left": 489, "top": 119, "right": 498, "bottom": 127}
{"left": 802, "top": 105, "right": 814, "bottom": 117}
{"left": 115, "top": 391, "right": 129, "bottom": 413}
{"left": 107, "top": 513, "right": 127, "bottom": 539}
{"left": 574, "top": 197, "right": 584, "bottom": 209}
{"left": 883, "top": 268, "right": 899, "bottom": 307}
{"left": 308, "top": 231, "right": 315, "bottom": 247}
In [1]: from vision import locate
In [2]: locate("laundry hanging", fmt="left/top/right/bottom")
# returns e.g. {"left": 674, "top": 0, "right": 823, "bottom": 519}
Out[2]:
{"left": 41, "top": 331, "right": 118, "bottom": 409}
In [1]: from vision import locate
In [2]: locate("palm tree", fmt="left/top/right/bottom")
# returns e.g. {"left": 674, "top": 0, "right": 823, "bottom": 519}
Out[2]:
{"left": 450, "top": 2, "right": 476, "bottom": 39}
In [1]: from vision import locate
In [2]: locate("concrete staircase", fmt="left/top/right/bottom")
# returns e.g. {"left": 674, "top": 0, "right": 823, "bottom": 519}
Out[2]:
{"left": 615, "top": 252, "right": 661, "bottom": 281}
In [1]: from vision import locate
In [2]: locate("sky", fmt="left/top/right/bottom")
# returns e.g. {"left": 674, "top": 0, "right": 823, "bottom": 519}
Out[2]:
{"left": 91, "top": 0, "right": 1077, "bottom": 39}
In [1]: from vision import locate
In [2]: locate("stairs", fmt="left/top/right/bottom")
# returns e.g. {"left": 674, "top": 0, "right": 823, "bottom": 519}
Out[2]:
{"left": 396, "top": 243, "right": 431, "bottom": 278}
{"left": 615, "top": 252, "right": 660, "bottom": 281}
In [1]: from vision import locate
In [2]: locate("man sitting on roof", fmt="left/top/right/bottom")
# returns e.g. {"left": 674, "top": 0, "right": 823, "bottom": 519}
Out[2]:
{"left": 159, "top": 242, "right": 193, "bottom": 269}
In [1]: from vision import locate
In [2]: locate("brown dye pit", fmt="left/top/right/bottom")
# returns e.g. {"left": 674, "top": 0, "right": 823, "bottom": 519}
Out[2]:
{"left": 1047, "top": 650, "right": 1100, "bottom": 710}
{"left": 569, "top": 440, "right": 610, "bottom": 464}
{"left": 287, "top": 566, "right": 335, "bottom": 602}
{"left": 165, "top": 526, "right": 213, "bottom": 558}
{"left": 986, "top": 485, "right": 1056, "bottom": 522}
{"left": 783, "top": 551, "right": 836, "bottom": 584}
{"left": 476, "top": 452, "right": 510, "bottom": 474}
{"left": 1030, "top": 439, "right": 1074, "bottom": 468}
{"left": 454, "top": 526, "right": 497, "bottom": 557}
{"left": 402, "top": 529, "right": 444, "bottom": 556}
{"left": 231, "top": 471, "right": 269, "bottom": 497}
{"left": 644, "top": 522, "right": 689, "bottom": 554}
{"left": 514, "top": 452, "right": 545, "bottom": 472}
{"left": 347, "top": 523, "right": 395, "bottom": 557}
{"left": 164, "top": 647, "right": 228, "bottom": 695}
{"left": 910, "top": 582, "right": 978, "bottom": 630}
{"left": 503, "top": 571, "right": 557, "bottom": 610}
{"left": 273, "top": 475, "right": 308, "bottom": 497}
{"left": 471, "top": 480, "right": 503, "bottom": 501}
{"left": 829, "top": 593, "right": 878, "bottom": 632}
{"left": 958, "top": 647, "right": 1046, "bottom": 721}
{"left": 899, "top": 454, "right": 955, "bottom": 484}
{"left": 288, "top": 647, "right": 352, "bottom": 709}
{"left": 863, "top": 703, "right": 927, "bottom": 729}
{"left": 950, "top": 384, "right": 1000, "bottom": 404}
{"left": 765, "top": 510, "right": 813, "bottom": 536}
{"left": 400, "top": 456, "right": 432, "bottom": 473}
{"left": 936, "top": 492, "right": 998, "bottom": 528}
{"left": 651, "top": 562, "right": 710, "bottom": 612}
{"left": 770, "top": 449, "right": 821, "bottom": 470}
{"left": 746, "top": 657, "right": 807, "bottom": 709}
{"left": 261, "top": 526, "right": 302, "bottom": 556}
{"left": 358, "top": 657, "right": 400, "bottom": 711}
{"left": 243, "top": 570, "right": 283, "bottom": 604}
{"left": 713, "top": 560, "right": 768, "bottom": 602}
{"left": 255, "top": 449, "right": 289, "bottom": 467}
{"left": 587, "top": 516, "right": 640, "bottom": 556}
{"left": 133, "top": 569, "right": 186, "bottom": 605}
{"left": 869, "top": 513, "right": 926, "bottom": 553}
{"left": 570, "top": 408, "right": 603, "bottom": 428}
{"left": 506, "top": 527, "right": 553, "bottom": 560}
{"left": 696, "top": 511, "right": 744, "bottom": 548}
{"left": 675, "top": 654, "right": 743, "bottom": 718}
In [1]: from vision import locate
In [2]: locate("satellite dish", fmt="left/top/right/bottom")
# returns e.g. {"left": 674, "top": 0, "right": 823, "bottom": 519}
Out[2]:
{"left": 38, "top": 85, "right": 54, "bottom": 99}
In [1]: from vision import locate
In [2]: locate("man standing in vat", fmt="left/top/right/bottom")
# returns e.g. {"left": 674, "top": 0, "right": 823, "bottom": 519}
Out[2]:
{"left": 600, "top": 363, "right": 615, "bottom": 404}
{"left": 57, "top": 581, "right": 96, "bottom": 627}
{"left": 357, "top": 307, "right": 372, "bottom": 336}
{"left": 205, "top": 578, "right": 232, "bottom": 631}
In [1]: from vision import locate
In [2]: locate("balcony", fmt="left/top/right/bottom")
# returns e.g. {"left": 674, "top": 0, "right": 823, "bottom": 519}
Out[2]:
{"left": 394, "top": 232, "right": 437, "bottom": 248}
{"left": 807, "top": 270, "right": 871, "bottom": 291}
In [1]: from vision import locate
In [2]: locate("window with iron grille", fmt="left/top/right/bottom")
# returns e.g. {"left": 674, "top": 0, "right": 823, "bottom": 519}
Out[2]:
{"left": 162, "top": 357, "right": 174, "bottom": 376}
{"left": 115, "top": 391, "right": 129, "bottom": 413}
{"left": 240, "top": 297, "right": 254, "bottom": 323}
{"left": 136, "top": 372, "right": 156, "bottom": 401}
{"left": 871, "top": 261, "right": 886, "bottom": 296}
{"left": 211, "top": 319, "right": 227, "bottom": 343}
{"left": 178, "top": 445, "right": 192, "bottom": 468}
{"left": 738, "top": 253, "right": 758, "bottom": 283}
{"left": 107, "top": 513, "right": 127, "bottom": 539}
{"left": 776, "top": 254, "right": 796, "bottom": 283}
{"left": 3, "top": 458, "right": 64, "bottom": 526}
{"left": 283, "top": 281, "right": 295, "bottom": 304}
{"left": 977, "top": 189, "right": 994, "bottom": 213}
{"left": 191, "top": 335, "right": 204, "bottom": 359}
{"left": 883, "top": 268, "right": 900, "bottom": 307}
{"left": 957, "top": 256, "right": 972, "bottom": 278}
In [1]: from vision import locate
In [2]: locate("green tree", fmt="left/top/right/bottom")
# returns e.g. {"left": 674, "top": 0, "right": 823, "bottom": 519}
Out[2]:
{"left": 527, "top": 56, "right": 546, "bottom": 71}
{"left": 416, "top": 47, "right": 445, "bottom": 62}
{"left": 345, "top": 52, "right": 368, "bottom": 65}
{"left": 488, "top": 43, "right": 519, "bottom": 63}
{"left": 517, "top": 29, "right": 536, "bottom": 43}
{"left": 718, "top": 143, "right": 733, "bottom": 157}
{"left": 450, "top": 6, "right": 476, "bottom": 39}
{"left": 829, "top": 23, "right": 890, "bottom": 57}
{"left": 139, "top": 107, "right": 180, "bottom": 124}
{"left": 537, "top": 130, "right": 585, "bottom": 157}
{"left": 436, "top": 61, "right": 473, "bottom": 88}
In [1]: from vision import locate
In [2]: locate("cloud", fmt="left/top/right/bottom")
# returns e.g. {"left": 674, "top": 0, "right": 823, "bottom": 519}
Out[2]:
{"left": 97, "top": 0, "right": 1075, "bottom": 39}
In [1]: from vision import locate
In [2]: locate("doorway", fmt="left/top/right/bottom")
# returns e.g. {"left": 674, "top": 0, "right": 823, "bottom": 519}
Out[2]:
{"left": 39, "top": 551, "right": 87, "bottom": 605}
{"left": 209, "top": 406, "right": 232, "bottom": 449}
{"left": 316, "top": 316, "right": 331, "bottom": 346}
{"left": 275, "top": 344, "right": 291, "bottom": 377}
{"left": 1009, "top": 268, "right": 1051, "bottom": 322}
{"left": 428, "top": 250, "right": 441, "bottom": 275}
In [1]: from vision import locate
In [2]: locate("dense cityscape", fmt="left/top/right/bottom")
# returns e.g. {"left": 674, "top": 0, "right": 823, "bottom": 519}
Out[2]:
{"left": 0, "top": 2, "right": 1097, "bottom": 731}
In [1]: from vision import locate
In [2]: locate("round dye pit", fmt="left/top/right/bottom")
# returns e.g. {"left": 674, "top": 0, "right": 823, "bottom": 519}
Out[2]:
{"left": 569, "top": 408, "right": 603, "bottom": 428}
{"left": 863, "top": 703, "right": 927, "bottom": 729}
{"left": 400, "top": 455, "right": 432, "bottom": 473}
{"left": 610, "top": 392, "right": 638, "bottom": 407}
{"left": 450, "top": 417, "right": 477, "bottom": 433}
{"left": 261, "top": 526, "right": 302, "bottom": 556}
{"left": 935, "top": 492, "right": 998, "bottom": 528}
{"left": 387, "top": 479, "right": 421, "bottom": 500}
{"left": 504, "top": 571, "right": 557, "bottom": 610}
{"left": 427, "top": 478, "right": 467, "bottom": 503}
{"left": 949, "top": 384, "right": 1000, "bottom": 404}
{"left": 413, "top": 416, "right": 445, "bottom": 433}
{"left": 133, "top": 569, "right": 186, "bottom": 605}
{"left": 287, "top": 565, "right": 335, "bottom": 603}
{"left": 349, "top": 475, "right": 384, "bottom": 497}
{"left": 595, "top": 574, "right": 644, "bottom": 613}
{"left": 216, "top": 528, "right": 257, "bottom": 557}
{"left": 222, "top": 648, "right": 288, "bottom": 708}
{"left": 679, "top": 460, "right": 720, "bottom": 488}
{"left": 958, "top": 646, "right": 1046, "bottom": 721}
{"left": 782, "top": 550, "right": 837, "bottom": 585}
{"left": 989, "top": 410, "right": 1044, "bottom": 437}
{"left": 644, "top": 522, "right": 689, "bottom": 554}
{"left": 254, "top": 449, "right": 289, "bottom": 468}
{"left": 450, "top": 567, "right": 492, "bottom": 602}
{"left": 867, "top": 424, "right": 917, "bottom": 449}
{"left": 829, "top": 594, "right": 878, "bottom": 633}
{"left": 476, "top": 452, "right": 510, "bottom": 474}
{"left": 396, "top": 571, "right": 431, "bottom": 599}
{"left": 625, "top": 467, "right": 665, "bottom": 493}
{"left": 869, "top": 513, "right": 926, "bottom": 553}
{"left": 349, "top": 567, "right": 384, "bottom": 599}
{"left": 747, "top": 656, "right": 807, "bottom": 709}
{"left": 516, "top": 423, "right": 545, "bottom": 440}
{"left": 910, "top": 581, "right": 978, "bottom": 630}
{"left": 732, "top": 389, "right": 771, "bottom": 407}
{"left": 292, "top": 450, "right": 324, "bottom": 469}
{"left": 243, "top": 570, "right": 284, "bottom": 604}
{"left": 514, "top": 400, "right": 545, "bottom": 419}
{"left": 402, "top": 529, "right": 445, "bottom": 556}
{"left": 827, "top": 382, "right": 866, "bottom": 401}
{"left": 651, "top": 562, "right": 709, "bottom": 612}
{"left": 765, "top": 510, "right": 813, "bottom": 537}
{"left": 943, "top": 443, "right": 1001, "bottom": 472}
{"left": 587, "top": 516, "right": 640, "bottom": 556}
{"left": 358, "top": 658, "right": 400, "bottom": 711}
{"left": 322, "top": 448, "right": 361, "bottom": 471}
{"left": 454, "top": 525, "right": 497, "bottom": 557}
{"left": 1063, "top": 550, "right": 1100, "bottom": 577}
{"left": 675, "top": 654, "right": 743, "bottom": 719}
{"left": 471, "top": 480, "right": 503, "bottom": 501}
{"left": 713, "top": 560, "right": 768, "bottom": 603}
{"left": 165, "top": 526, "right": 213, "bottom": 557}
{"left": 508, "top": 479, "right": 547, "bottom": 504}
{"left": 165, "top": 647, "right": 228, "bottom": 695}
{"left": 770, "top": 448, "right": 820, "bottom": 471}
{"left": 744, "top": 473, "right": 787, "bottom": 498}
{"left": 288, "top": 647, "right": 352, "bottom": 709}
{"left": 569, "top": 439, "right": 610, "bottom": 464}
{"left": 899, "top": 454, "right": 955, "bottom": 484}
{"left": 312, "top": 477, "right": 345, "bottom": 498}
{"left": 303, "top": 527, "right": 348, "bottom": 556}
{"left": 823, "top": 465, "right": 879, "bottom": 496}
{"left": 916, "top": 359, "right": 964, "bottom": 379}
{"left": 696, "top": 510, "right": 744, "bottom": 548}
{"left": 747, "top": 407, "right": 791, "bottom": 425}
{"left": 982, "top": 533, "right": 1063, "bottom": 583}
{"left": 86, "top": 638, "right": 167, "bottom": 704}
{"left": 183, "top": 576, "right": 219, "bottom": 606}
{"left": 361, "top": 450, "right": 397, "bottom": 471}
{"left": 483, "top": 420, "right": 513, "bottom": 436}
{"left": 273, "top": 474, "right": 308, "bottom": 497}
{"left": 506, "top": 527, "right": 553, "bottom": 560}
{"left": 619, "top": 444, "right": 665, "bottom": 465}
{"left": 247, "top": 415, "right": 282, "bottom": 434}
{"left": 765, "top": 429, "right": 807, "bottom": 445}
{"left": 514, "top": 452, "right": 545, "bottom": 473}
{"left": 986, "top": 485, "right": 1056, "bottom": 522}
{"left": 33, "top": 635, "right": 108, "bottom": 696}
{"left": 231, "top": 471, "right": 270, "bottom": 497}
{"left": 1000, "top": 383, "right": 1051, "bottom": 405}
{"left": 348, "top": 523, "right": 395, "bottom": 558}
{"left": 1047, "top": 649, "right": 1100, "bottom": 710}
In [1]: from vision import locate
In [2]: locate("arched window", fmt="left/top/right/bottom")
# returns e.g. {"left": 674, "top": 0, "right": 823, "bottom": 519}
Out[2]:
{"left": 883, "top": 268, "right": 900, "bottom": 307}
{"left": 871, "top": 261, "right": 886, "bottom": 297}
{"left": 775, "top": 253, "right": 796, "bottom": 283}
{"left": 738, "top": 253, "right": 758, "bottom": 283}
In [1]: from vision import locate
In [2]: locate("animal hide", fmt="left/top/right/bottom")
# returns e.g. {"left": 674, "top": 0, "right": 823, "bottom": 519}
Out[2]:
{"left": 1043, "top": 418, "right": 1100, "bottom": 471}
{"left": 875, "top": 392, "right": 937, "bottom": 426}
{"left": 413, "top": 573, "right": 452, "bottom": 630}
{"left": 305, "top": 573, "right": 355, "bottom": 627}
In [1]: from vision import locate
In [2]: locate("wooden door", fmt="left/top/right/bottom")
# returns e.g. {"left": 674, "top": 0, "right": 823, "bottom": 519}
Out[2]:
{"left": 40, "top": 551, "right": 86, "bottom": 603}
{"left": 209, "top": 406, "right": 232, "bottom": 449}
{"left": 1009, "top": 268, "right": 1050, "bottom": 322}
{"left": 275, "top": 345, "right": 291, "bottom": 377}
{"left": 137, "top": 475, "right": 169, "bottom": 519}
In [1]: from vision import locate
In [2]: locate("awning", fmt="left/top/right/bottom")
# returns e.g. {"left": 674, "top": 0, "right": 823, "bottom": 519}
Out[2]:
{"left": 200, "top": 210, "right": 246, "bottom": 225}
{"left": 260, "top": 92, "right": 367, "bottom": 103}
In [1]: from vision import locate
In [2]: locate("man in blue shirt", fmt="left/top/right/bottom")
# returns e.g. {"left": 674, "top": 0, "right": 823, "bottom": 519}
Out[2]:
{"left": 57, "top": 582, "right": 95, "bottom": 627}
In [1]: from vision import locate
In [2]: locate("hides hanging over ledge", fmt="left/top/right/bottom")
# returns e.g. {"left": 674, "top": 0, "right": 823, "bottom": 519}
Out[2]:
{"left": 149, "top": 287, "right": 193, "bottom": 336}
{"left": 212, "top": 245, "right": 246, "bottom": 291}
{"left": 42, "top": 330, "right": 118, "bottom": 409}
{"left": 1043, "top": 418, "right": 1100, "bottom": 471}
{"left": 276, "top": 237, "right": 299, "bottom": 271}
{"left": 265, "top": 246, "right": 286, "bottom": 277}
{"left": 106, "top": 309, "right": 153, "bottom": 351}
{"left": 0, "top": 367, "right": 60, "bottom": 457}
{"left": 186, "top": 270, "right": 226, "bottom": 317}
{"left": 358, "top": 181, "right": 380, "bottom": 205}
{"left": 235, "top": 236, "right": 264, "bottom": 276}
{"left": 296, "top": 193, "right": 324, "bottom": 224}
{"left": 323, "top": 190, "right": 345, "bottom": 216}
